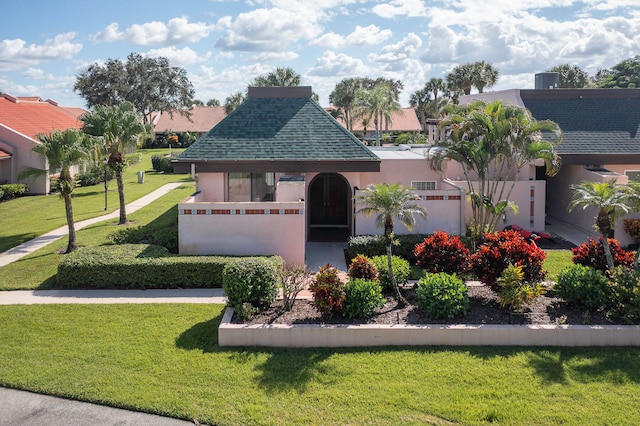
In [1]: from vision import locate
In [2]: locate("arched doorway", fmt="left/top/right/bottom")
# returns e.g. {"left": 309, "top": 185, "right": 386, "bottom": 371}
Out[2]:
{"left": 308, "top": 173, "right": 351, "bottom": 242}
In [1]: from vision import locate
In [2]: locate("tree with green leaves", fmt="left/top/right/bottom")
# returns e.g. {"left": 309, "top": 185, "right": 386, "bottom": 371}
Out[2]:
{"left": 252, "top": 67, "right": 301, "bottom": 87}
{"left": 20, "top": 129, "right": 91, "bottom": 252}
{"left": 80, "top": 102, "right": 147, "bottom": 224}
{"left": 569, "top": 180, "right": 634, "bottom": 270}
{"left": 425, "top": 77, "right": 448, "bottom": 116}
{"left": 547, "top": 64, "right": 592, "bottom": 88}
{"left": 409, "top": 87, "right": 431, "bottom": 131}
{"left": 192, "top": 100, "right": 204, "bottom": 106}
{"left": 355, "top": 81, "right": 401, "bottom": 146}
{"left": 330, "top": 77, "right": 367, "bottom": 132}
{"left": 224, "top": 92, "right": 246, "bottom": 114}
{"left": 206, "top": 98, "right": 221, "bottom": 107}
{"left": 447, "top": 61, "right": 499, "bottom": 97}
{"left": 471, "top": 61, "right": 499, "bottom": 93}
{"left": 74, "top": 53, "right": 195, "bottom": 124}
{"left": 355, "top": 183, "right": 427, "bottom": 306}
{"left": 595, "top": 55, "right": 640, "bottom": 88}
{"left": 431, "top": 100, "right": 561, "bottom": 244}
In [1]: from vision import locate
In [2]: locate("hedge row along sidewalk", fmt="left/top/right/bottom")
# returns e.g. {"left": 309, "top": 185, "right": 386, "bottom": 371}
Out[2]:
{"left": 0, "top": 182, "right": 184, "bottom": 268}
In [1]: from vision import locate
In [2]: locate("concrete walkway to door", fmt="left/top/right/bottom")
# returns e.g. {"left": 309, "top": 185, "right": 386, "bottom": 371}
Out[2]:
{"left": 305, "top": 242, "right": 348, "bottom": 272}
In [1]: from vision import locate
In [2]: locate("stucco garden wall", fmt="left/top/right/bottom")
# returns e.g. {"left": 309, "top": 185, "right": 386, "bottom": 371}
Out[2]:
{"left": 178, "top": 197, "right": 306, "bottom": 264}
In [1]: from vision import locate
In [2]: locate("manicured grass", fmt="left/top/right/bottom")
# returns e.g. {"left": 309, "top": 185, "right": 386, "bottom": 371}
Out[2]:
{"left": 0, "top": 183, "right": 195, "bottom": 290}
{"left": 0, "top": 148, "right": 188, "bottom": 253}
{"left": 1, "top": 304, "right": 639, "bottom": 425}
{"left": 544, "top": 249, "right": 573, "bottom": 281}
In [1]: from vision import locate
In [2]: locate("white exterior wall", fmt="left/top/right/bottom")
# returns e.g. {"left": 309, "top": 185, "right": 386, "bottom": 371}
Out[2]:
{"left": 195, "top": 172, "right": 225, "bottom": 202}
{"left": 0, "top": 124, "right": 48, "bottom": 194}
{"left": 178, "top": 198, "right": 305, "bottom": 264}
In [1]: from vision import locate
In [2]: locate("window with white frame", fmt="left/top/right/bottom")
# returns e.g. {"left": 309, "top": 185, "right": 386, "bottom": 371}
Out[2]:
{"left": 411, "top": 181, "right": 436, "bottom": 191}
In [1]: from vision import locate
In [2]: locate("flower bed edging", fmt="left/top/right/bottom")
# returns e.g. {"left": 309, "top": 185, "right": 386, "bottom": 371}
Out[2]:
{"left": 218, "top": 307, "right": 640, "bottom": 347}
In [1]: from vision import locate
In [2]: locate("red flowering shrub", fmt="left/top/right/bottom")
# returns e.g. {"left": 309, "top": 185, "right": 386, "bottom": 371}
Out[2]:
{"left": 348, "top": 254, "right": 379, "bottom": 281}
{"left": 309, "top": 264, "right": 345, "bottom": 317}
{"left": 414, "top": 230, "right": 470, "bottom": 274}
{"left": 571, "top": 237, "right": 634, "bottom": 272}
{"left": 624, "top": 219, "right": 640, "bottom": 242}
{"left": 470, "top": 230, "right": 547, "bottom": 289}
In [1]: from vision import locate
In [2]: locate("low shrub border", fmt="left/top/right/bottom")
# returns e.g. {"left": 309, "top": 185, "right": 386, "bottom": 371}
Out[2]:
{"left": 57, "top": 244, "right": 282, "bottom": 289}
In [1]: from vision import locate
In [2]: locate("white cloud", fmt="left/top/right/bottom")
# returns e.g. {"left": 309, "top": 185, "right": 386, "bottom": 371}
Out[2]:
{"left": 94, "top": 17, "right": 214, "bottom": 46}
{"left": 372, "top": 0, "right": 428, "bottom": 18}
{"left": 215, "top": 7, "right": 323, "bottom": 51}
{"left": 145, "top": 46, "right": 211, "bottom": 66}
{"left": 369, "top": 32, "right": 422, "bottom": 63}
{"left": 307, "top": 50, "right": 370, "bottom": 77}
{"left": 250, "top": 51, "right": 300, "bottom": 62}
{"left": 311, "top": 25, "right": 392, "bottom": 48}
{"left": 0, "top": 33, "right": 82, "bottom": 71}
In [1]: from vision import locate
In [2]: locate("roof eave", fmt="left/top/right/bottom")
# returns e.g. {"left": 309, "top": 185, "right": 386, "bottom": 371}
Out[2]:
{"left": 173, "top": 159, "right": 381, "bottom": 173}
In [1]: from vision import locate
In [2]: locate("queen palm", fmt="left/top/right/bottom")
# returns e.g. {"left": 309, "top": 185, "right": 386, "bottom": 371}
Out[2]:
{"left": 20, "top": 129, "right": 90, "bottom": 253}
{"left": 355, "top": 82, "right": 401, "bottom": 146}
{"left": 355, "top": 183, "right": 427, "bottom": 306}
{"left": 569, "top": 180, "right": 632, "bottom": 270}
{"left": 81, "top": 102, "right": 146, "bottom": 224}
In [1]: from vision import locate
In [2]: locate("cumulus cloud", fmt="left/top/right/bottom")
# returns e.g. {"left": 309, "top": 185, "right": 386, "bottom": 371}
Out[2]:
{"left": 372, "top": 0, "right": 428, "bottom": 18}
{"left": 94, "top": 17, "right": 214, "bottom": 46}
{"left": 307, "top": 50, "right": 370, "bottom": 77}
{"left": 0, "top": 33, "right": 82, "bottom": 71}
{"left": 250, "top": 51, "right": 299, "bottom": 62}
{"left": 369, "top": 32, "right": 422, "bottom": 63}
{"left": 145, "top": 46, "right": 211, "bottom": 66}
{"left": 311, "top": 25, "right": 393, "bottom": 48}
{"left": 215, "top": 8, "right": 323, "bottom": 51}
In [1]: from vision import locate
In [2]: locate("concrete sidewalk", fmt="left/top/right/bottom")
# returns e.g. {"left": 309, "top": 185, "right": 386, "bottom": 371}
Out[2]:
{"left": 0, "top": 182, "right": 185, "bottom": 268}
{"left": 0, "top": 387, "right": 196, "bottom": 426}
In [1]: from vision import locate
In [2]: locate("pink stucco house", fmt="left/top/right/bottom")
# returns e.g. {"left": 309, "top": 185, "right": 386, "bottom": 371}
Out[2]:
{"left": 173, "top": 86, "right": 547, "bottom": 264}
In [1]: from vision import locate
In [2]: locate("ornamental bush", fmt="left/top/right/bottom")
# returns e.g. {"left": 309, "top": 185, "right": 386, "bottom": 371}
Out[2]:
{"left": 416, "top": 272, "right": 469, "bottom": 319}
{"left": 309, "top": 264, "right": 345, "bottom": 317}
{"left": 571, "top": 237, "right": 634, "bottom": 272}
{"left": 414, "top": 230, "right": 470, "bottom": 274}
{"left": 608, "top": 266, "right": 640, "bottom": 324}
{"left": 107, "top": 225, "right": 178, "bottom": 253}
{"left": 469, "top": 230, "right": 546, "bottom": 289}
{"left": 223, "top": 257, "right": 279, "bottom": 318}
{"left": 496, "top": 264, "right": 545, "bottom": 311}
{"left": 346, "top": 234, "right": 428, "bottom": 262}
{"left": 151, "top": 154, "right": 174, "bottom": 173}
{"left": 0, "top": 183, "right": 28, "bottom": 201}
{"left": 76, "top": 166, "right": 114, "bottom": 187}
{"left": 343, "top": 278, "right": 385, "bottom": 318}
{"left": 555, "top": 264, "right": 610, "bottom": 311}
{"left": 371, "top": 255, "right": 411, "bottom": 291}
{"left": 348, "top": 254, "right": 379, "bottom": 281}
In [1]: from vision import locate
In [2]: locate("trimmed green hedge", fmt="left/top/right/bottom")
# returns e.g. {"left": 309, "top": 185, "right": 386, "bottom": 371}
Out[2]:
{"left": 346, "top": 234, "right": 428, "bottom": 262}
{"left": 57, "top": 244, "right": 283, "bottom": 289}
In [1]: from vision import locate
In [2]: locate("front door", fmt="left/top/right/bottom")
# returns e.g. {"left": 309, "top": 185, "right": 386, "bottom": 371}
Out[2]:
{"left": 309, "top": 174, "right": 350, "bottom": 241}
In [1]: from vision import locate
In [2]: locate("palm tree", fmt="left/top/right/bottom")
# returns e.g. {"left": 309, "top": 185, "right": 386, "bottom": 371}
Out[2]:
{"left": 20, "top": 129, "right": 90, "bottom": 253}
{"left": 472, "top": 61, "right": 499, "bottom": 93}
{"left": 569, "top": 180, "right": 633, "bottom": 270}
{"left": 432, "top": 100, "right": 561, "bottom": 244}
{"left": 224, "top": 92, "right": 246, "bottom": 114}
{"left": 355, "top": 82, "right": 401, "bottom": 146}
{"left": 424, "top": 77, "right": 448, "bottom": 116}
{"left": 252, "top": 67, "right": 301, "bottom": 87}
{"left": 80, "top": 102, "right": 146, "bottom": 224}
{"left": 355, "top": 184, "right": 427, "bottom": 306}
{"left": 446, "top": 63, "right": 474, "bottom": 96}
{"left": 409, "top": 87, "right": 431, "bottom": 131}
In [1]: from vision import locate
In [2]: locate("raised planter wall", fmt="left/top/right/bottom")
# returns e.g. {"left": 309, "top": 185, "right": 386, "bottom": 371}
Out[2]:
{"left": 219, "top": 308, "right": 640, "bottom": 347}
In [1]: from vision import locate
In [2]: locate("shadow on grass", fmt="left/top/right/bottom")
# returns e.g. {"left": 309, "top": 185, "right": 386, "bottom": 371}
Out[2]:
{"left": 175, "top": 311, "right": 225, "bottom": 353}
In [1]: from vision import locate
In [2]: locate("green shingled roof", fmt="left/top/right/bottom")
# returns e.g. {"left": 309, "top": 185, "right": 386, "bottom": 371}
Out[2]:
{"left": 520, "top": 90, "right": 640, "bottom": 160}
{"left": 175, "top": 90, "right": 379, "bottom": 172}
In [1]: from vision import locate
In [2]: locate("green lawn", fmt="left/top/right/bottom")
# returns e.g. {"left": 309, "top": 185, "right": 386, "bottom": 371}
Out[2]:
{"left": 543, "top": 249, "right": 573, "bottom": 281}
{"left": 0, "top": 148, "right": 188, "bottom": 253}
{"left": 1, "top": 304, "right": 639, "bottom": 425}
{"left": 0, "top": 182, "right": 195, "bottom": 290}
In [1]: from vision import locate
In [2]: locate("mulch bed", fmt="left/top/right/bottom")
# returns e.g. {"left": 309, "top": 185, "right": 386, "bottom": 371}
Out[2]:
{"left": 236, "top": 284, "right": 617, "bottom": 326}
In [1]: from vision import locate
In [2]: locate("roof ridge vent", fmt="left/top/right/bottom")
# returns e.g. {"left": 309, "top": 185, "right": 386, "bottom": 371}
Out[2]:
{"left": 248, "top": 86, "right": 312, "bottom": 99}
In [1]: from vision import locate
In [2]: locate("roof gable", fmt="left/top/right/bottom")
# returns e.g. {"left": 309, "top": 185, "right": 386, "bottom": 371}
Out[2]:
{"left": 175, "top": 87, "right": 379, "bottom": 172}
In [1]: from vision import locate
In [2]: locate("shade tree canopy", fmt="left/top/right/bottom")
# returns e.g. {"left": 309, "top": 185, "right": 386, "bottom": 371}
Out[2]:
{"left": 546, "top": 64, "right": 592, "bottom": 88}
{"left": 74, "top": 53, "right": 195, "bottom": 124}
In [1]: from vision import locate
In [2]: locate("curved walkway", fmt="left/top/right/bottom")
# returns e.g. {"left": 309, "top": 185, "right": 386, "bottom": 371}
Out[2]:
{"left": 0, "top": 182, "right": 184, "bottom": 268}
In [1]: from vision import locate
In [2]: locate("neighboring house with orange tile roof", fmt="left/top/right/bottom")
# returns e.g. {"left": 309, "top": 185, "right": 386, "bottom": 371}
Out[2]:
{"left": 151, "top": 106, "right": 227, "bottom": 146}
{"left": 326, "top": 106, "right": 422, "bottom": 143}
{"left": 0, "top": 93, "right": 86, "bottom": 194}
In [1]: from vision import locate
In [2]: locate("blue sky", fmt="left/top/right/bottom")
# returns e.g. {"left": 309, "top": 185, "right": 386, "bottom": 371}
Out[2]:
{"left": 1, "top": 0, "right": 639, "bottom": 108}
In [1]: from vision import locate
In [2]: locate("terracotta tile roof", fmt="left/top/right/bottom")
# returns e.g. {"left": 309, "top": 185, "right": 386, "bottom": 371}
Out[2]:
{"left": 153, "top": 106, "right": 227, "bottom": 134}
{"left": 0, "top": 94, "right": 85, "bottom": 139}
{"left": 0, "top": 148, "right": 11, "bottom": 158}
{"left": 327, "top": 106, "right": 422, "bottom": 132}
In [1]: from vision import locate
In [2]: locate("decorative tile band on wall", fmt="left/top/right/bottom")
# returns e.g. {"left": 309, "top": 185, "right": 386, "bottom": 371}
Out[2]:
{"left": 418, "top": 195, "right": 462, "bottom": 201}
{"left": 180, "top": 208, "right": 304, "bottom": 215}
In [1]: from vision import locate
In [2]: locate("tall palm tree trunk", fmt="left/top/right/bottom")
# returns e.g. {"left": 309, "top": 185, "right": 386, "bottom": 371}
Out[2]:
{"left": 385, "top": 219, "right": 407, "bottom": 307}
{"left": 116, "top": 170, "right": 127, "bottom": 224}
{"left": 602, "top": 235, "right": 614, "bottom": 270}
{"left": 63, "top": 192, "right": 78, "bottom": 253}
